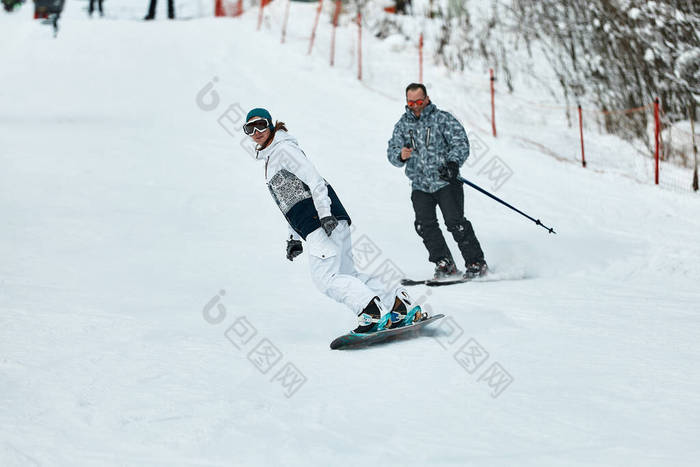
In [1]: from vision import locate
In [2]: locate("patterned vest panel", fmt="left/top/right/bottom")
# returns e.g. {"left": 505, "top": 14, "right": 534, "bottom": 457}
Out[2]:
{"left": 267, "top": 169, "right": 351, "bottom": 239}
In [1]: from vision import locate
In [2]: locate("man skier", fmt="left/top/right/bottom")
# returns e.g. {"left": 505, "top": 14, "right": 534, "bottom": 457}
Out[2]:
{"left": 387, "top": 83, "right": 487, "bottom": 279}
{"left": 244, "top": 108, "right": 422, "bottom": 333}
{"left": 144, "top": 0, "right": 174, "bottom": 20}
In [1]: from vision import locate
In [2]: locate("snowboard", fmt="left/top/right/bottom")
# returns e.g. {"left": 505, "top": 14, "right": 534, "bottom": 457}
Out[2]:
{"left": 330, "top": 314, "right": 445, "bottom": 350}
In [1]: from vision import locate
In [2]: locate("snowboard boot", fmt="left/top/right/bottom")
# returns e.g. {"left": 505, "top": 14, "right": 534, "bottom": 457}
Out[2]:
{"left": 390, "top": 288, "right": 426, "bottom": 327}
{"left": 433, "top": 257, "right": 459, "bottom": 281}
{"left": 353, "top": 297, "right": 384, "bottom": 334}
{"left": 464, "top": 259, "right": 488, "bottom": 279}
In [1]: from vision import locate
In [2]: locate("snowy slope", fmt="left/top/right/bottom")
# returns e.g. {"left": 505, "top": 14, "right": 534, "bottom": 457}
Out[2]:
{"left": 1, "top": 4, "right": 700, "bottom": 467}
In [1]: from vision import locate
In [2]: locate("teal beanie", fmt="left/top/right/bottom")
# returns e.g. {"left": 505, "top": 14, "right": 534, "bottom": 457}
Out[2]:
{"left": 246, "top": 108, "right": 274, "bottom": 130}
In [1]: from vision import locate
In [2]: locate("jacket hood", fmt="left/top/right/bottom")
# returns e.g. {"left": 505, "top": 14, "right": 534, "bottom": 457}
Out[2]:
{"left": 255, "top": 130, "right": 298, "bottom": 161}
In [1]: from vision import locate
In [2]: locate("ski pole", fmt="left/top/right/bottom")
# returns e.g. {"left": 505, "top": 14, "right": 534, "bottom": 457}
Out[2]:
{"left": 457, "top": 176, "right": 556, "bottom": 234}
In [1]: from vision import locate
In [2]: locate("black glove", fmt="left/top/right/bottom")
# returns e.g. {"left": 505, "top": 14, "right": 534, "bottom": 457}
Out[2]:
{"left": 438, "top": 160, "right": 460, "bottom": 182}
{"left": 320, "top": 215, "right": 338, "bottom": 237}
{"left": 286, "top": 237, "right": 303, "bottom": 261}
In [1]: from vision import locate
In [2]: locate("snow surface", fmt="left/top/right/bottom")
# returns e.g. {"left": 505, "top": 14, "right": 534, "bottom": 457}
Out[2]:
{"left": 2, "top": 3, "right": 700, "bottom": 466}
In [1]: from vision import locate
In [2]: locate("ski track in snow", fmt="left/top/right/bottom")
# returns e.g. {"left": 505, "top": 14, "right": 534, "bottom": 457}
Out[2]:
{"left": 1, "top": 3, "right": 699, "bottom": 466}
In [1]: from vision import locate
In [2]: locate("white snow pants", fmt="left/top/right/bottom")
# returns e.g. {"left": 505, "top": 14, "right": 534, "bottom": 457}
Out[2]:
{"left": 305, "top": 221, "right": 396, "bottom": 315}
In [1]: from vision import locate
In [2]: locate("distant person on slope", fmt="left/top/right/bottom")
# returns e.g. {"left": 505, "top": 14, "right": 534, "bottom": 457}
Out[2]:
{"left": 144, "top": 0, "right": 174, "bottom": 20}
{"left": 2, "top": 0, "right": 24, "bottom": 12}
{"left": 244, "top": 108, "right": 423, "bottom": 333}
{"left": 387, "top": 83, "right": 487, "bottom": 280}
{"left": 88, "top": 0, "right": 103, "bottom": 17}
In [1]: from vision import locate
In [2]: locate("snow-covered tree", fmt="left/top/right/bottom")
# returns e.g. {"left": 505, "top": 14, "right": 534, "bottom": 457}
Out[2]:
{"left": 513, "top": 0, "right": 699, "bottom": 152}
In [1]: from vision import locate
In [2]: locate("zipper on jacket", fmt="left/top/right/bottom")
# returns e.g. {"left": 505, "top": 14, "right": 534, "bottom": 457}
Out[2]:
{"left": 426, "top": 127, "right": 431, "bottom": 147}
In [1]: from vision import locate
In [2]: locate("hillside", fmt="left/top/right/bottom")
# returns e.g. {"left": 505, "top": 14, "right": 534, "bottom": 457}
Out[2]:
{"left": 1, "top": 4, "right": 699, "bottom": 466}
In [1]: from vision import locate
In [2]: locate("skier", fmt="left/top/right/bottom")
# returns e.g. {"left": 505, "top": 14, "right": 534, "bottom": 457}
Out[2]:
{"left": 2, "top": 0, "right": 24, "bottom": 12}
{"left": 144, "top": 0, "right": 174, "bottom": 20}
{"left": 387, "top": 83, "right": 487, "bottom": 280}
{"left": 88, "top": 0, "right": 103, "bottom": 17}
{"left": 244, "top": 108, "right": 422, "bottom": 333}
{"left": 33, "top": 0, "right": 64, "bottom": 36}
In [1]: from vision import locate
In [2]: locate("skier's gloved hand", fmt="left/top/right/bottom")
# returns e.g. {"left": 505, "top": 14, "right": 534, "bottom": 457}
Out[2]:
{"left": 320, "top": 215, "right": 338, "bottom": 237}
{"left": 438, "top": 161, "right": 460, "bottom": 182}
{"left": 286, "top": 237, "right": 303, "bottom": 261}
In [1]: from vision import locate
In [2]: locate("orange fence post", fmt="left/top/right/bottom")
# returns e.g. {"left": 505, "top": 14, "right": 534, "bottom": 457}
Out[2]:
{"left": 490, "top": 68, "right": 497, "bottom": 138}
{"left": 281, "top": 0, "right": 291, "bottom": 43}
{"left": 690, "top": 106, "right": 698, "bottom": 192}
{"left": 308, "top": 0, "right": 323, "bottom": 55}
{"left": 216, "top": 0, "right": 243, "bottom": 17}
{"left": 419, "top": 33, "right": 423, "bottom": 83}
{"left": 654, "top": 97, "right": 660, "bottom": 185}
{"left": 257, "top": 0, "right": 269, "bottom": 31}
{"left": 215, "top": 0, "right": 224, "bottom": 17}
{"left": 330, "top": 0, "right": 341, "bottom": 67}
{"left": 578, "top": 105, "right": 586, "bottom": 168}
{"left": 357, "top": 11, "right": 362, "bottom": 80}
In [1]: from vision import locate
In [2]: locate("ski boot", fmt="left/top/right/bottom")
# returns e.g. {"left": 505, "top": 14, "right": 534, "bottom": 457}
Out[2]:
{"left": 464, "top": 259, "right": 488, "bottom": 279}
{"left": 433, "top": 257, "right": 460, "bottom": 281}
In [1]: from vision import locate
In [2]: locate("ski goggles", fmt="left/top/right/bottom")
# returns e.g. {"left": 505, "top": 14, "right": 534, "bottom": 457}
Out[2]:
{"left": 407, "top": 99, "right": 426, "bottom": 107}
{"left": 243, "top": 118, "right": 270, "bottom": 135}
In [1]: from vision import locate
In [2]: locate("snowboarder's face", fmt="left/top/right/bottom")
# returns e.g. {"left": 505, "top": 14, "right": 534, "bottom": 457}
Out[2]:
{"left": 406, "top": 89, "right": 429, "bottom": 117}
{"left": 245, "top": 118, "right": 271, "bottom": 145}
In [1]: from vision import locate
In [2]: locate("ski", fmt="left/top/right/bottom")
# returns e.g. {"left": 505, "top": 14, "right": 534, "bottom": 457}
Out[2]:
{"left": 401, "top": 277, "right": 477, "bottom": 287}
{"left": 426, "top": 277, "right": 474, "bottom": 286}
{"left": 400, "top": 278, "right": 430, "bottom": 286}
{"left": 330, "top": 314, "right": 445, "bottom": 350}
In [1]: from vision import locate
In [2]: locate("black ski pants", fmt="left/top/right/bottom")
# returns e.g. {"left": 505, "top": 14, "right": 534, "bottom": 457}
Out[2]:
{"left": 146, "top": 0, "right": 175, "bottom": 19}
{"left": 89, "top": 0, "right": 103, "bottom": 15}
{"left": 411, "top": 182, "right": 484, "bottom": 266}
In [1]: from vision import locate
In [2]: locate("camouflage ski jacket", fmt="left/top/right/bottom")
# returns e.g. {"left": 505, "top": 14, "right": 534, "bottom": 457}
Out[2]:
{"left": 387, "top": 103, "right": 470, "bottom": 193}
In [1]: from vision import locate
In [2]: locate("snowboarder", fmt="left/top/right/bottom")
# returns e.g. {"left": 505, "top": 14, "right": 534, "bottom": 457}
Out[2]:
{"left": 244, "top": 108, "right": 422, "bottom": 333}
{"left": 387, "top": 83, "right": 487, "bottom": 280}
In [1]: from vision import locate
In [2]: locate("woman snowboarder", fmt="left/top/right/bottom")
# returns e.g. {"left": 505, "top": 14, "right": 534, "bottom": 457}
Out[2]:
{"left": 243, "top": 108, "right": 423, "bottom": 333}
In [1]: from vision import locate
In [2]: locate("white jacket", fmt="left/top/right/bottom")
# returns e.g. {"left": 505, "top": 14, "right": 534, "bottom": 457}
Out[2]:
{"left": 257, "top": 131, "right": 349, "bottom": 240}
